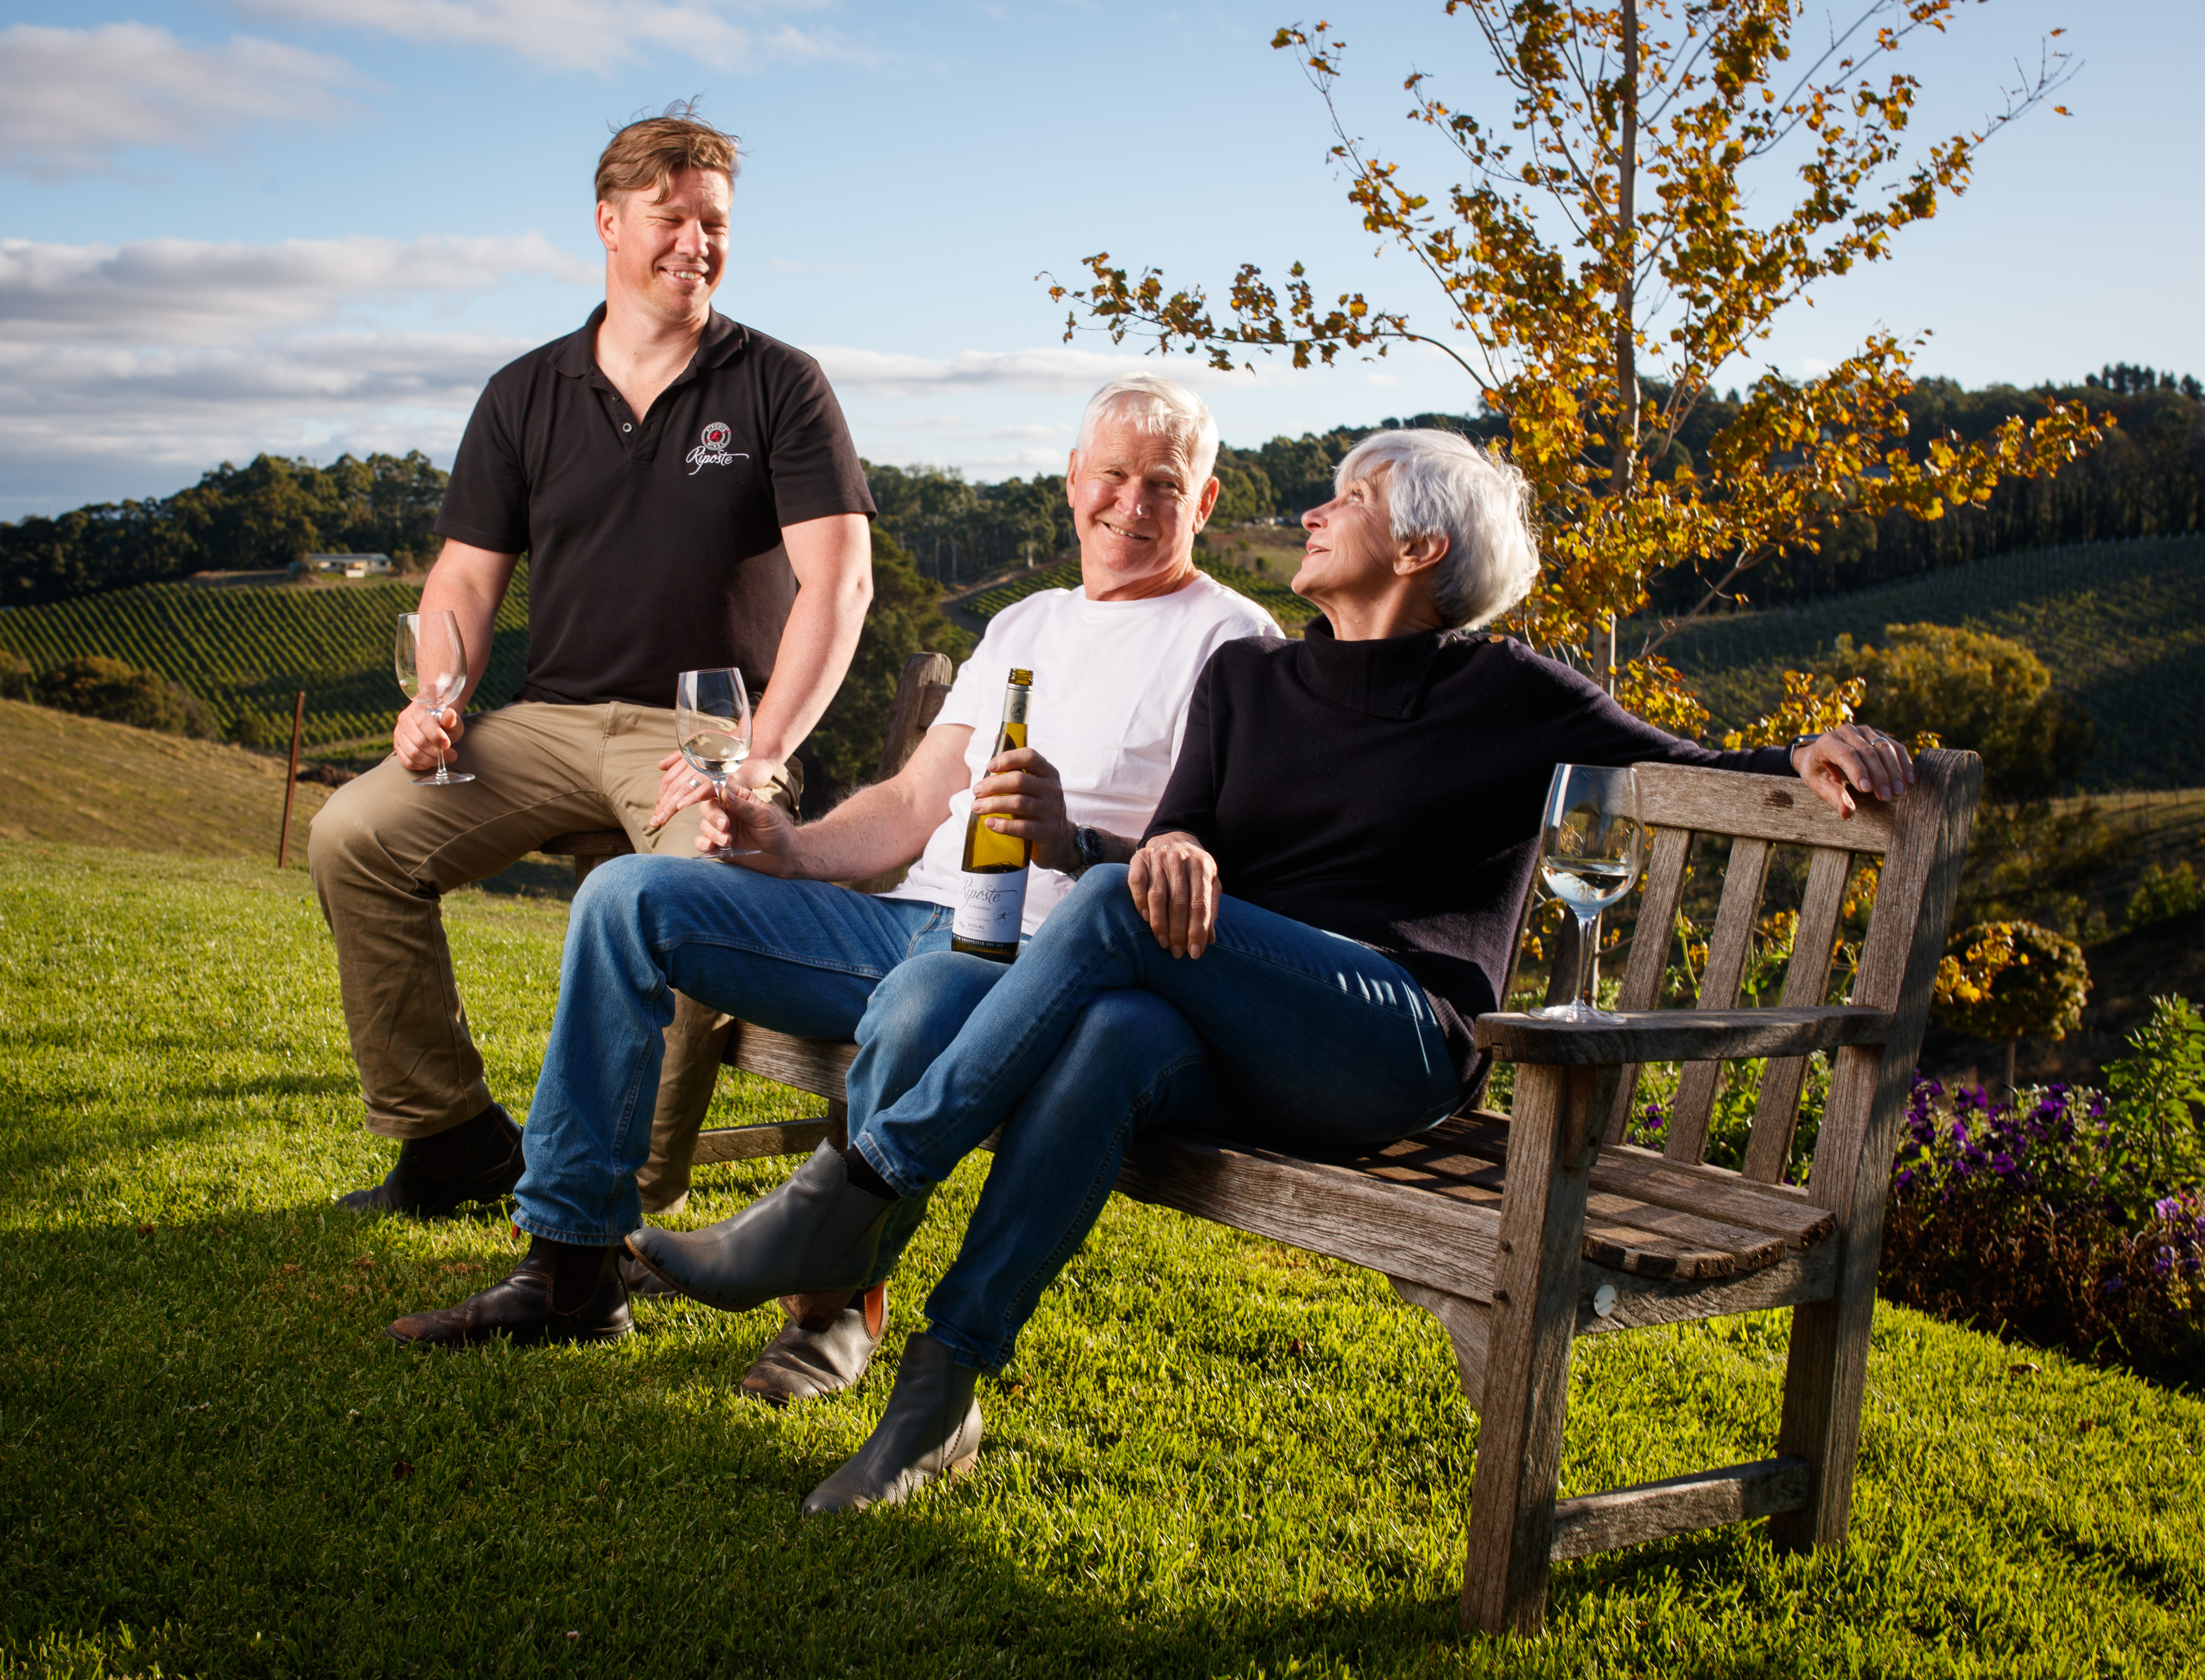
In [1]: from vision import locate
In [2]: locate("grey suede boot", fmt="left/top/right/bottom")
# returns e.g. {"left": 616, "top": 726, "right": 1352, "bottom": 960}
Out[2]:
{"left": 623, "top": 1142, "right": 896, "bottom": 1313}
{"left": 802, "top": 1333, "right": 983, "bottom": 1515}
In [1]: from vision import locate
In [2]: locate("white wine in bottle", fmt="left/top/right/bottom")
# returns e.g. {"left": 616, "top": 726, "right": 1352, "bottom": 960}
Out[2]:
{"left": 950, "top": 668, "right": 1034, "bottom": 962}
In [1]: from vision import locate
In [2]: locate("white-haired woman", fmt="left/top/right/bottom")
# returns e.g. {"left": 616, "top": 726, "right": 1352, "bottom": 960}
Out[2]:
{"left": 648, "top": 428, "right": 1916, "bottom": 1512}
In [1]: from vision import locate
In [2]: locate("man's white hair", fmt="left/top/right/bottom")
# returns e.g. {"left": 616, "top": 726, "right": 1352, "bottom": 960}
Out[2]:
{"left": 1074, "top": 374, "right": 1221, "bottom": 487}
{"left": 1334, "top": 428, "right": 1541, "bottom": 629}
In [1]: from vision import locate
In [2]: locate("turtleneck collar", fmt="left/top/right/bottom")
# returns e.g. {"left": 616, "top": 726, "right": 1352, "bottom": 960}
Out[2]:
{"left": 1293, "top": 616, "right": 1464, "bottom": 719}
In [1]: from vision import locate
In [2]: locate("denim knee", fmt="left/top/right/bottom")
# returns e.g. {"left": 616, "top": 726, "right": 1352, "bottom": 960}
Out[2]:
{"left": 569, "top": 852, "right": 690, "bottom": 946}
{"left": 862, "top": 951, "right": 1004, "bottom": 1049}
{"left": 1051, "top": 863, "right": 1145, "bottom": 942}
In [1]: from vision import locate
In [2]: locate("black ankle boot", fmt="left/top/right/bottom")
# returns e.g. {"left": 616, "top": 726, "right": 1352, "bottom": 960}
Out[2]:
{"left": 386, "top": 1236, "right": 631, "bottom": 1347}
{"left": 340, "top": 1102, "right": 525, "bottom": 1217}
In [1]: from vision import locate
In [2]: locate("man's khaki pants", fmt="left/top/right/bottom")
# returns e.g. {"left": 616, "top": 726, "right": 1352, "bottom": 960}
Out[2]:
{"left": 307, "top": 701, "right": 797, "bottom": 1211}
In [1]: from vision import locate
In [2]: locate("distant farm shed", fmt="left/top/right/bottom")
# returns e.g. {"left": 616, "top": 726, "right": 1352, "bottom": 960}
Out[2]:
{"left": 300, "top": 554, "right": 393, "bottom": 578}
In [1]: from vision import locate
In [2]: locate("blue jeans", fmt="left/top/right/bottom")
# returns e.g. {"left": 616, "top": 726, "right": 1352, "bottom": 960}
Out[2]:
{"left": 512, "top": 854, "right": 1014, "bottom": 1251}
{"left": 849, "top": 865, "right": 1462, "bottom": 1371}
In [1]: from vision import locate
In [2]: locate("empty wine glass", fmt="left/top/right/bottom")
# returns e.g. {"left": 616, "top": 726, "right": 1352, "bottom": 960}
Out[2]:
{"left": 395, "top": 610, "right": 474, "bottom": 787}
{"left": 676, "top": 667, "right": 752, "bottom": 859}
{"left": 1535, "top": 764, "right": 1644, "bottom": 1022}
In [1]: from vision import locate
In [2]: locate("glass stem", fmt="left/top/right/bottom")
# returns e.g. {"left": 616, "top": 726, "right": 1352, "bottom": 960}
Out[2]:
{"left": 1573, "top": 909, "right": 1600, "bottom": 1011}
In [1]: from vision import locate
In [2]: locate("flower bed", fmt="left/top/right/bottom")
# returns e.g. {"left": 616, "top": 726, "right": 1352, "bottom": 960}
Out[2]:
{"left": 1880, "top": 1072, "right": 2203, "bottom": 1387}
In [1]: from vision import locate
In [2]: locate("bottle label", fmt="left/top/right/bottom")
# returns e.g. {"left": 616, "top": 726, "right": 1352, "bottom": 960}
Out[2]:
{"left": 953, "top": 870, "right": 1027, "bottom": 944}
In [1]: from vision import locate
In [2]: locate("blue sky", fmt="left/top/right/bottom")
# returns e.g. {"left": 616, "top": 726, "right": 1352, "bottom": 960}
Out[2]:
{"left": 2, "top": 0, "right": 2196, "bottom": 516}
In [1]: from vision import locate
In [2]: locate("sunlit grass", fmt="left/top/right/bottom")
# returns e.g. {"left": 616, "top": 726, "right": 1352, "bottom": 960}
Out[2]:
{"left": 2, "top": 842, "right": 2199, "bottom": 1677}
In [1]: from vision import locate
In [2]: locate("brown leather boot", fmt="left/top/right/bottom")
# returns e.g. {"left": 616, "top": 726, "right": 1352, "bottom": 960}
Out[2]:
{"left": 740, "top": 1284, "right": 888, "bottom": 1405}
{"left": 386, "top": 1236, "right": 631, "bottom": 1347}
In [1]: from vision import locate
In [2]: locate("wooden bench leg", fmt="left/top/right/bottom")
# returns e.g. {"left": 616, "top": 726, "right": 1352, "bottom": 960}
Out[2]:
{"left": 1771, "top": 1043, "right": 1888, "bottom": 1553}
{"left": 1460, "top": 1062, "right": 1614, "bottom": 1638}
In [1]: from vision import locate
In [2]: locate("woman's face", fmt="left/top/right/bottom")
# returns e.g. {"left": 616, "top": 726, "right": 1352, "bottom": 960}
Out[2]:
{"left": 1293, "top": 465, "right": 1397, "bottom": 607}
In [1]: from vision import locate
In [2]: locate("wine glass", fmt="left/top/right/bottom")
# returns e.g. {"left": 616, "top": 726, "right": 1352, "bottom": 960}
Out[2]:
{"left": 1535, "top": 764, "right": 1644, "bottom": 1022}
{"left": 675, "top": 667, "right": 752, "bottom": 859}
{"left": 395, "top": 611, "right": 474, "bottom": 787}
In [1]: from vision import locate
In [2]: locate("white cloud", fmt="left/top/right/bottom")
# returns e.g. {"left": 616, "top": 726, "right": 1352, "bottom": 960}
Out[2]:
{"left": 0, "top": 23, "right": 360, "bottom": 179}
{"left": 0, "top": 235, "right": 595, "bottom": 346}
{"left": 240, "top": 0, "right": 866, "bottom": 74}
{"left": 807, "top": 344, "right": 1243, "bottom": 397}
{"left": 0, "top": 234, "right": 594, "bottom": 508}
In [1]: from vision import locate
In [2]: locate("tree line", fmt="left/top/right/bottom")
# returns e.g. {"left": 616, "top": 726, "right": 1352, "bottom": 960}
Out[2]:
{"left": 7, "top": 369, "right": 2197, "bottom": 610}
{"left": 1, "top": 453, "right": 447, "bottom": 607}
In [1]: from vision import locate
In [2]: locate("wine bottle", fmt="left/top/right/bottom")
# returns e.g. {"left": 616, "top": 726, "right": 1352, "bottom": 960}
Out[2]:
{"left": 950, "top": 668, "right": 1034, "bottom": 962}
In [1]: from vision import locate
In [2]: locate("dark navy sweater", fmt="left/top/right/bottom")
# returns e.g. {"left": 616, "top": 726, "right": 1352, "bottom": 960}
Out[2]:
{"left": 1144, "top": 619, "right": 1794, "bottom": 1094}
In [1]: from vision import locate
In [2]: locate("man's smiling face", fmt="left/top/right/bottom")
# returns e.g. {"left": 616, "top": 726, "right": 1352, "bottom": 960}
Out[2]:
{"left": 597, "top": 167, "right": 730, "bottom": 329}
{"left": 1066, "top": 416, "right": 1212, "bottom": 598}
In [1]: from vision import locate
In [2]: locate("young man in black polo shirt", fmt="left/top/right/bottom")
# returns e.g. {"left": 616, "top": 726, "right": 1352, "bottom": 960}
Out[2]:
{"left": 310, "top": 105, "right": 875, "bottom": 1216}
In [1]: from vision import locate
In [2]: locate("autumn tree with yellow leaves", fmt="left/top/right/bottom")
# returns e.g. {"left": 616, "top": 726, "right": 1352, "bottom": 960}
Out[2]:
{"left": 1052, "top": 1, "right": 2102, "bottom": 737}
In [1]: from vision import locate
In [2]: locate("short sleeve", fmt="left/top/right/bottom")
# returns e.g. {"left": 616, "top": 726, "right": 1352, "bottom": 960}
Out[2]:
{"left": 763, "top": 351, "right": 876, "bottom": 529}
{"left": 434, "top": 379, "right": 530, "bottom": 554}
{"left": 929, "top": 621, "right": 1009, "bottom": 737}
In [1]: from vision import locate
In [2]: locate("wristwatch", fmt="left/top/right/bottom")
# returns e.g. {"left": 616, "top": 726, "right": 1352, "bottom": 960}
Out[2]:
{"left": 1066, "top": 824, "right": 1107, "bottom": 880}
{"left": 1786, "top": 732, "right": 1821, "bottom": 770}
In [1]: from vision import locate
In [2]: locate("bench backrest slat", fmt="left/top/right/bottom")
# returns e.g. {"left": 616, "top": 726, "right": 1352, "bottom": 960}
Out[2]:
{"left": 1741, "top": 843, "right": 1857, "bottom": 1181}
{"left": 1661, "top": 835, "right": 1774, "bottom": 1162}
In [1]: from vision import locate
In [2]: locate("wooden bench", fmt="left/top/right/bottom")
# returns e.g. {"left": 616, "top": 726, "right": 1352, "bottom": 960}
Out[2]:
{"left": 664, "top": 750, "right": 1981, "bottom": 1637}
{"left": 545, "top": 655, "right": 1982, "bottom": 1637}
{"left": 539, "top": 652, "right": 955, "bottom": 1161}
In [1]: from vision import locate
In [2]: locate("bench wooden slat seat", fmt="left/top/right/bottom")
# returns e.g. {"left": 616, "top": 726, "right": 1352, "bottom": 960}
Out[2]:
{"left": 539, "top": 645, "right": 1981, "bottom": 1641}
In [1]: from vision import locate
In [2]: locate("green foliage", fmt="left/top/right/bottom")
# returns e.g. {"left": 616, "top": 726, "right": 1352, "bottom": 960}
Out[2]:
{"left": 1, "top": 451, "right": 448, "bottom": 606}
{"left": 803, "top": 528, "right": 975, "bottom": 798}
{"left": 0, "top": 647, "right": 29, "bottom": 701}
{"left": 863, "top": 461, "right": 1075, "bottom": 583}
{"left": 32, "top": 655, "right": 213, "bottom": 738}
{"left": 2103, "top": 996, "right": 2205, "bottom": 1197}
{"left": 1839, "top": 624, "right": 2093, "bottom": 803}
{"left": 1931, "top": 921, "right": 2090, "bottom": 1045}
{"left": 1660, "top": 533, "right": 2205, "bottom": 792}
{"left": 6, "top": 843, "right": 2205, "bottom": 1675}
{"left": 961, "top": 555, "right": 1307, "bottom": 634}
{"left": 2126, "top": 861, "right": 2203, "bottom": 933}
{"left": 0, "top": 573, "right": 531, "bottom": 748}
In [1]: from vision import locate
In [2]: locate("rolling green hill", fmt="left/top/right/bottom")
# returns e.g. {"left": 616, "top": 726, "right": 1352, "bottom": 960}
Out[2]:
{"left": 0, "top": 572, "right": 531, "bottom": 749}
{"left": 1653, "top": 534, "right": 2205, "bottom": 791}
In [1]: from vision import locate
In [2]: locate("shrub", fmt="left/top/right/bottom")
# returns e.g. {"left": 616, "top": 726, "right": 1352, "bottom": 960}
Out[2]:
{"left": 1931, "top": 919, "right": 2089, "bottom": 1088}
{"left": 34, "top": 655, "right": 213, "bottom": 738}
{"left": 0, "top": 647, "right": 31, "bottom": 700}
{"left": 2125, "top": 861, "right": 2202, "bottom": 933}
{"left": 2102, "top": 995, "right": 2205, "bottom": 1198}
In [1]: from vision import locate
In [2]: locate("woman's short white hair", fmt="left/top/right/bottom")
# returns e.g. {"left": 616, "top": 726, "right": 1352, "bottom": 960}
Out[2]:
{"left": 1074, "top": 374, "right": 1221, "bottom": 487}
{"left": 1334, "top": 428, "right": 1541, "bottom": 629}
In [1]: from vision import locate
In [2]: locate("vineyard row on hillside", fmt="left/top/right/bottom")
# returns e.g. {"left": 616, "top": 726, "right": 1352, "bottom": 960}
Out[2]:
{"left": 0, "top": 576, "right": 531, "bottom": 748}
{"left": 1651, "top": 534, "right": 2205, "bottom": 791}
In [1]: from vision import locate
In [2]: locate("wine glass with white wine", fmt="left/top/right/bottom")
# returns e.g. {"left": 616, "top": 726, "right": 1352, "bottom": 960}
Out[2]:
{"left": 1535, "top": 763, "right": 1644, "bottom": 1022}
{"left": 394, "top": 610, "right": 474, "bottom": 787}
{"left": 675, "top": 667, "right": 752, "bottom": 859}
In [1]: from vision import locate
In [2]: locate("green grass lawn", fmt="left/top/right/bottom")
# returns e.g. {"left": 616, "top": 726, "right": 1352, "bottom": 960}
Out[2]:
{"left": 3, "top": 841, "right": 2201, "bottom": 1677}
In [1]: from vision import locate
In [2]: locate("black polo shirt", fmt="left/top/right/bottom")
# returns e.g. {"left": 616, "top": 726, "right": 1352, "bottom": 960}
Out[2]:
{"left": 435, "top": 305, "right": 874, "bottom": 709}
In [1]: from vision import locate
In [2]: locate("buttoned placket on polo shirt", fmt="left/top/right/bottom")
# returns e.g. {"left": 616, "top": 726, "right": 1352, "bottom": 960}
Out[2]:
{"left": 592, "top": 370, "right": 688, "bottom": 467}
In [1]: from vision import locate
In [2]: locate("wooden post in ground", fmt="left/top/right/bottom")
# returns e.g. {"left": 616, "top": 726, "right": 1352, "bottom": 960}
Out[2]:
{"left": 276, "top": 690, "right": 306, "bottom": 868}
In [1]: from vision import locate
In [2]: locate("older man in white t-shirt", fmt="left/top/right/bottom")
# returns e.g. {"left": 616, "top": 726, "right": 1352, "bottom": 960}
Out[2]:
{"left": 386, "top": 375, "right": 1280, "bottom": 1391}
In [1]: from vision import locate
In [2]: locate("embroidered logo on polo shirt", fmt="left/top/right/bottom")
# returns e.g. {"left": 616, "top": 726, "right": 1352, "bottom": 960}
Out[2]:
{"left": 687, "top": 422, "right": 747, "bottom": 475}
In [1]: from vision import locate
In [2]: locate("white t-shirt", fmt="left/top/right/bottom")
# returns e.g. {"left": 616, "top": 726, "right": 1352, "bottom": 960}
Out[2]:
{"left": 885, "top": 571, "right": 1283, "bottom": 935}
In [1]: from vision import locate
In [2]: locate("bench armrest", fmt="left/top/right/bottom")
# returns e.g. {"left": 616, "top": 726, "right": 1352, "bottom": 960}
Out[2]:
{"left": 1473, "top": 1006, "right": 1895, "bottom": 1066}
